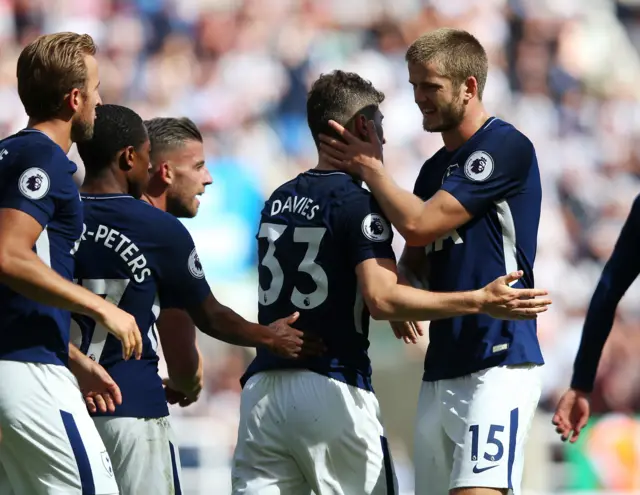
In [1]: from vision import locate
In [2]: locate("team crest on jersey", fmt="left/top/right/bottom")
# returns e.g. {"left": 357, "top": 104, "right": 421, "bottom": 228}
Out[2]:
{"left": 361, "top": 213, "right": 391, "bottom": 242}
{"left": 188, "top": 248, "right": 204, "bottom": 279}
{"left": 463, "top": 151, "right": 494, "bottom": 182}
{"left": 18, "top": 167, "right": 50, "bottom": 200}
{"left": 101, "top": 451, "right": 114, "bottom": 477}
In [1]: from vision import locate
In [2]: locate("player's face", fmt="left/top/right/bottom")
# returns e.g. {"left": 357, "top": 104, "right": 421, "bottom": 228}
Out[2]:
{"left": 71, "top": 55, "right": 102, "bottom": 143}
{"left": 165, "top": 139, "right": 212, "bottom": 218}
{"left": 128, "top": 138, "right": 152, "bottom": 199}
{"left": 408, "top": 60, "right": 465, "bottom": 133}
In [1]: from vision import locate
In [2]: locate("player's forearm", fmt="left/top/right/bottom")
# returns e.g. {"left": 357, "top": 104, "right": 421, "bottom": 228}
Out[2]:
{"left": 190, "top": 295, "right": 275, "bottom": 348}
{"left": 572, "top": 211, "right": 640, "bottom": 393}
{"left": 368, "top": 284, "right": 482, "bottom": 321}
{"left": 0, "top": 249, "right": 108, "bottom": 320}
{"left": 68, "top": 343, "right": 93, "bottom": 377}
{"left": 168, "top": 347, "right": 203, "bottom": 397}
{"left": 362, "top": 167, "right": 430, "bottom": 245}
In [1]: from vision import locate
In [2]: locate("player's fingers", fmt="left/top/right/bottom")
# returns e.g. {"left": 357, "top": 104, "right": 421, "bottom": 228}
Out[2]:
{"left": 414, "top": 321, "right": 426, "bottom": 336}
{"left": 391, "top": 323, "right": 402, "bottom": 339}
{"left": 85, "top": 396, "right": 97, "bottom": 414}
{"left": 318, "top": 143, "right": 347, "bottom": 160}
{"left": 327, "top": 120, "right": 359, "bottom": 143}
{"left": 501, "top": 270, "right": 523, "bottom": 285}
{"left": 109, "top": 383, "right": 123, "bottom": 406}
{"left": 94, "top": 394, "right": 108, "bottom": 414}
{"left": 515, "top": 288, "right": 549, "bottom": 298}
{"left": 366, "top": 120, "right": 381, "bottom": 148}
{"left": 285, "top": 311, "right": 300, "bottom": 324}
{"left": 509, "top": 298, "right": 552, "bottom": 309}
{"left": 104, "top": 393, "right": 116, "bottom": 413}
{"left": 134, "top": 326, "right": 143, "bottom": 360}
{"left": 318, "top": 133, "right": 350, "bottom": 151}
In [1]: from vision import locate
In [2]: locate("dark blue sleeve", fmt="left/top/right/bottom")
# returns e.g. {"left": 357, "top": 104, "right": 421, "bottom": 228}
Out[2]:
{"left": 156, "top": 217, "right": 211, "bottom": 309}
{"left": 571, "top": 195, "right": 640, "bottom": 393}
{"left": 0, "top": 146, "right": 71, "bottom": 228}
{"left": 340, "top": 193, "right": 396, "bottom": 267}
{"left": 413, "top": 163, "right": 430, "bottom": 200}
{"left": 440, "top": 133, "right": 535, "bottom": 216}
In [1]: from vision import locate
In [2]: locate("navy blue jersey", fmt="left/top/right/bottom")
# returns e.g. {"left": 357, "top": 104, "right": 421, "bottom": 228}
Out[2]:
{"left": 241, "top": 170, "right": 396, "bottom": 391}
{"left": 71, "top": 194, "right": 211, "bottom": 418}
{"left": 0, "top": 129, "right": 83, "bottom": 366}
{"left": 571, "top": 195, "right": 640, "bottom": 392}
{"left": 413, "top": 118, "right": 544, "bottom": 381}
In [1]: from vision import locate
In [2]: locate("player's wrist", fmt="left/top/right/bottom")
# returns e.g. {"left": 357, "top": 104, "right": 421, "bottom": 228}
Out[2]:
{"left": 360, "top": 159, "right": 385, "bottom": 183}
{"left": 469, "top": 289, "right": 487, "bottom": 314}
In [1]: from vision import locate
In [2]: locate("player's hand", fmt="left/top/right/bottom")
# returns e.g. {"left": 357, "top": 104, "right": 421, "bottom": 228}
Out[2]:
{"left": 162, "top": 377, "right": 201, "bottom": 408}
{"left": 266, "top": 312, "right": 326, "bottom": 359}
{"left": 478, "top": 271, "right": 552, "bottom": 320}
{"left": 96, "top": 304, "right": 143, "bottom": 360}
{"left": 318, "top": 120, "right": 384, "bottom": 178}
{"left": 74, "top": 357, "right": 122, "bottom": 414}
{"left": 552, "top": 388, "right": 591, "bottom": 443}
{"left": 390, "top": 321, "right": 425, "bottom": 344}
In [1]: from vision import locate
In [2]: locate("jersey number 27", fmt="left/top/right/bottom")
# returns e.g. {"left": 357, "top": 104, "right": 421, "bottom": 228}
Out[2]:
{"left": 258, "top": 223, "right": 328, "bottom": 310}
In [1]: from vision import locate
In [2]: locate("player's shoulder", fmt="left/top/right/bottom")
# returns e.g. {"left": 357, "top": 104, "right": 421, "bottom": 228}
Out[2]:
{"left": 479, "top": 118, "right": 534, "bottom": 153}
{"left": 131, "top": 199, "right": 190, "bottom": 234}
{"left": 2, "top": 130, "right": 71, "bottom": 167}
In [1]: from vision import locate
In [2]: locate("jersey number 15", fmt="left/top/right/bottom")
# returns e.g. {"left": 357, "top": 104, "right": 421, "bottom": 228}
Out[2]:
{"left": 258, "top": 223, "right": 328, "bottom": 310}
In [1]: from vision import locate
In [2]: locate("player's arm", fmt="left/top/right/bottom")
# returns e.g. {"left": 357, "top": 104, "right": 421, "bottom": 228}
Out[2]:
{"left": 319, "top": 121, "right": 532, "bottom": 246}
{"left": 0, "top": 208, "right": 141, "bottom": 358}
{"left": 357, "top": 258, "right": 547, "bottom": 321}
{"left": 397, "top": 245, "right": 430, "bottom": 289}
{"left": 156, "top": 309, "right": 203, "bottom": 401}
{"left": 158, "top": 220, "right": 324, "bottom": 359}
{"left": 570, "top": 195, "right": 640, "bottom": 393}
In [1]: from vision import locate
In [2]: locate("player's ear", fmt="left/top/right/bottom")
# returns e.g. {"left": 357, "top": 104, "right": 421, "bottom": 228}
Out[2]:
{"left": 464, "top": 76, "right": 478, "bottom": 103}
{"left": 67, "top": 88, "right": 82, "bottom": 113}
{"left": 119, "top": 146, "right": 135, "bottom": 171}
{"left": 353, "top": 114, "right": 368, "bottom": 140}
{"left": 160, "top": 162, "right": 173, "bottom": 185}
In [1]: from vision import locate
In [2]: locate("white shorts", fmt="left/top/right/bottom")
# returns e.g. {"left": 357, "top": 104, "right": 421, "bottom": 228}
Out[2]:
{"left": 231, "top": 370, "right": 398, "bottom": 495}
{"left": 0, "top": 361, "right": 119, "bottom": 495}
{"left": 414, "top": 364, "right": 542, "bottom": 494}
{"left": 93, "top": 416, "right": 182, "bottom": 495}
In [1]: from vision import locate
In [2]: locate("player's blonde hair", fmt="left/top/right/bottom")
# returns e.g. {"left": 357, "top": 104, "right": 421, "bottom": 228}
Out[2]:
{"left": 406, "top": 28, "right": 488, "bottom": 99}
{"left": 17, "top": 32, "right": 97, "bottom": 121}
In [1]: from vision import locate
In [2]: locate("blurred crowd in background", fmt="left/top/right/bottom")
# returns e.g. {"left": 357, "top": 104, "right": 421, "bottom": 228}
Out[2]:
{"left": 3, "top": 0, "right": 640, "bottom": 492}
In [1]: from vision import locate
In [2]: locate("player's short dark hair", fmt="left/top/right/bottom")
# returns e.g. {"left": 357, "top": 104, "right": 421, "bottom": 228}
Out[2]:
{"left": 406, "top": 28, "right": 488, "bottom": 99}
{"left": 77, "top": 104, "right": 148, "bottom": 174}
{"left": 144, "top": 117, "right": 203, "bottom": 165}
{"left": 307, "top": 70, "right": 385, "bottom": 147}
{"left": 17, "top": 32, "right": 97, "bottom": 121}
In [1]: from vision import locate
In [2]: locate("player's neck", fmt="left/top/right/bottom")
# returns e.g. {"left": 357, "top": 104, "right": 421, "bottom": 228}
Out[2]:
{"left": 27, "top": 119, "right": 73, "bottom": 154}
{"left": 140, "top": 192, "right": 167, "bottom": 212}
{"left": 81, "top": 170, "right": 129, "bottom": 196}
{"left": 440, "top": 106, "right": 491, "bottom": 151}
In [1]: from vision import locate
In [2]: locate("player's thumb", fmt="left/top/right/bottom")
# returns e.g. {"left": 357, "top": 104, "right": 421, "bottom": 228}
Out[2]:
{"left": 286, "top": 311, "right": 300, "bottom": 324}
{"left": 502, "top": 270, "right": 523, "bottom": 286}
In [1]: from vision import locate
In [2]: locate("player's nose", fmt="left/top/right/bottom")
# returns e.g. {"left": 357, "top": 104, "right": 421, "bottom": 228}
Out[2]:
{"left": 203, "top": 167, "right": 213, "bottom": 186}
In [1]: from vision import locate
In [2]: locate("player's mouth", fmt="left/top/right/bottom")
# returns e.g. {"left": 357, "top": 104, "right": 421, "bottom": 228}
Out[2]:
{"left": 421, "top": 108, "right": 437, "bottom": 116}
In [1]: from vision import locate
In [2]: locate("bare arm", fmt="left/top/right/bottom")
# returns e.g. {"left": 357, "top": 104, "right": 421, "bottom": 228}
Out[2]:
{"left": 0, "top": 209, "right": 142, "bottom": 359}
{"left": 397, "top": 245, "right": 430, "bottom": 289}
{"left": 156, "top": 309, "right": 202, "bottom": 396}
{"left": 0, "top": 209, "right": 109, "bottom": 318}
{"left": 357, "top": 258, "right": 550, "bottom": 322}
{"left": 186, "top": 293, "right": 324, "bottom": 359}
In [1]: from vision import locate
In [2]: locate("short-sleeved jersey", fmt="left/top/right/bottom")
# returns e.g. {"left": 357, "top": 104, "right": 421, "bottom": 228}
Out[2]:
{"left": 241, "top": 170, "right": 396, "bottom": 391}
{"left": 413, "top": 118, "right": 544, "bottom": 381}
{"left": 0, "top": 129, "right": 83, "bottom": 366}
{"left": 71, "top": 194, "right": 211, "bottom": 418}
